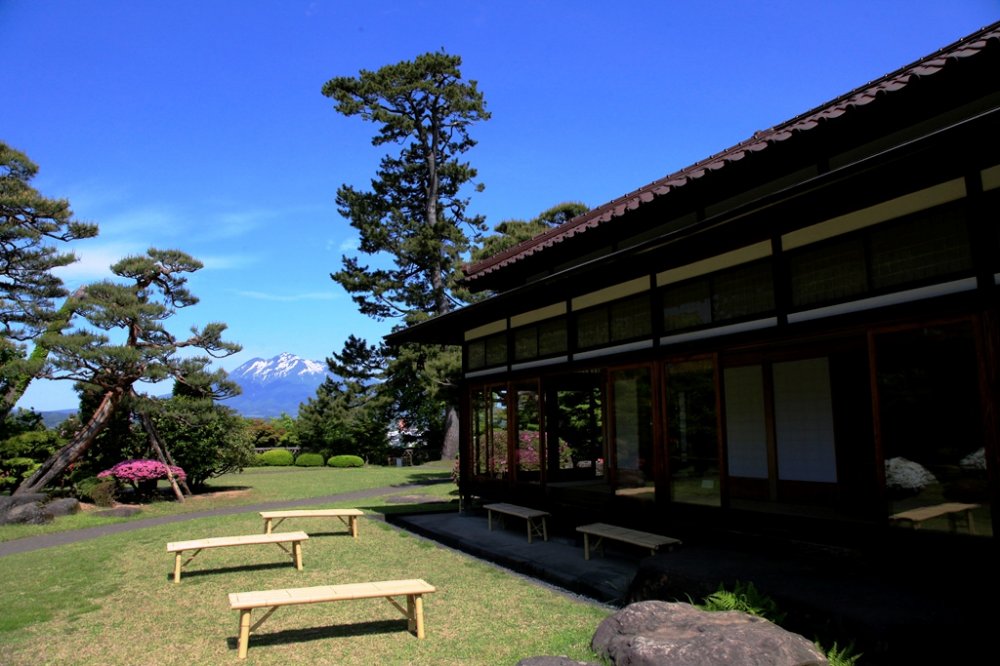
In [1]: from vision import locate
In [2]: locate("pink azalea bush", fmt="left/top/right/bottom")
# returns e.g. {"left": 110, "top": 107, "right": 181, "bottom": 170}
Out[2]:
{"left": 98, "top": 459, "right": 186, "bottom": 497}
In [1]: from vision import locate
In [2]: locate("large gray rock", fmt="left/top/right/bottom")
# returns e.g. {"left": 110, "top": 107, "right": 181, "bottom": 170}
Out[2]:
{"left": 0, "top": 494, "right": 48, "bottom": 524}
{"left": 516, "top": 658, "right": 598, "bottom": 666}
{"left": 592, "top": 601, "right": 828, "bottom": 666}
{"left": 45, "top": 497, "right": 81, "bottom": 517}
{"left": 1, "top": 501, "right": 54, "bottom": 525}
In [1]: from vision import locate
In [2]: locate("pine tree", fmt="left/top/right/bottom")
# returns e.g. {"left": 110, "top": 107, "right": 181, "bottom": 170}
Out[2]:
{"left": 14, "top": 248, "right": 240, "bottom": 494}
{"left": 322, "top": 51, "right": 489, "bottom": 459}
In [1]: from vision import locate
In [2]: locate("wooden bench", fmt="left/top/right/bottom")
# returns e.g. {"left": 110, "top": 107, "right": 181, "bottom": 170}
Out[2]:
{"left": 166, "top": 531, "right": 308, "bottom": 583}
{"left": 889, "top": 502, "right": 980, "bottom": 534}
{"left": 228, "top": 579, "right": 436, "bottom": 659}
{"left": 576, "top": 522, "right": 681, "bottom": 560}
{"left": 260, "top": 508, "right": 364, "bottom": 538}
{"left": 483, "top": 502, "right": 550, "bottom": 543}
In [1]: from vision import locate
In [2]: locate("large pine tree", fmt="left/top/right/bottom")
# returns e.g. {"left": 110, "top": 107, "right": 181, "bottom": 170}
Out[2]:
{"left": 322, "top": 51, "right": 489, "bottom": 459}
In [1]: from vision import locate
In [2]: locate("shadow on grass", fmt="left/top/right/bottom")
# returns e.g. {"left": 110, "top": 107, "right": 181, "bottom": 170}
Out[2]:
{"left": 187, "top": 485, "right": 252, "bottom": 494}
{"left": 360, "top": 499, "right": 460, "bottom": 517}
{"left": 225, "top": 618, "right": 412, "bottom": 652}
{"left": 168, "top": 560, "right": 295, "bottom": 582}
{"left": 293, "top": 530, "right": 358, "bottom": 538}
{"left": 393, "top": 473, "right": 453, "bottom": 486}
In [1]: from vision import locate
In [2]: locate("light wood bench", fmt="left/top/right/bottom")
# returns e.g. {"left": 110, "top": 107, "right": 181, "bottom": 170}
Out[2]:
{"left": 166, "top": 531, "right": 308, "bottom": 583}
{"left": 576, "top": 522, "right": 681, "bottom": 560}
{"left": 483, "top": 502, "right": 550, "bottom": 543}
{"left": 260, "top": 508, "right": 364, "bottom": 538}
{"left": 889, "top": 502, "right": 980, "bottom": 534}
{"left": 228, "top": 578, "right": 436, "bottom": 659}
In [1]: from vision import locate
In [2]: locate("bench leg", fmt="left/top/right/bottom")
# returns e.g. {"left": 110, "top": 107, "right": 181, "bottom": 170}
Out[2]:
{"left": 350, "top": 515, "right": 358, "bottom": 539}
{"left": 410, "top": 594, "right": 425, "bottom": 639}
{"left": 264, "top": 518, "right": 272, "bottom": 534}
{"left": 526, "top": 518, "right": 533, "bottom": 544}
{"left": 487, "top": 509, "right": 494, "bottom": 531}
{"left": 237, "top": 609, "right": 252, "bottom": 659}
{"left": 294, "top": 541, "right": 303, "bottom": 570}
{"left": 173, "top": 553, "right": 182, "bottom": 583}
{"left": 583, "top": 534, "right": 591, "bottom": 560}
{"left": 542, "top": 517, "right": 548, "bottom": 542}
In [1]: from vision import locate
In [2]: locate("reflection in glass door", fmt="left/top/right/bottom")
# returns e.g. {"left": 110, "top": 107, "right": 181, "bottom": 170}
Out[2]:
{"left": 666, "top": 359, "right": 721, "bottom": 506}
{"left": 876, "top": 322, "right": 991, "bottom": 537}
{"left": 610, "top": 366, "right": 654, "bottom": 501}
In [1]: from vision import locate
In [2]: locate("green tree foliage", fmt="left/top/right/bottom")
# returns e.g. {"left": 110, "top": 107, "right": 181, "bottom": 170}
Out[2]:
{"left": 321, "top": 51, "right": 489, "bottom": 460}
{"left": 1, "top": 142, "right": 97, "bottom": 420}
{"left": 14, "top": 248, "right": 241, "bottom": 494}
{"left": 298, "top": 335, "right": 390, "bottom": 462}
{"left": 0, "top": 410, "right": 63, "bottom": 492}
{"left": 151, "top": 395, "right": 255, "bottom": 488}
{"left": 0, "top": 142, "right": 98, "bottom": 342}
{"left": 245, "top": 418, "right": 284, "bottom": 449}
{"left": 472, "top": 202, "right": 589, "bottom": 262}
{"left": 322, "top": 50, "right": 489, "bottom": 320}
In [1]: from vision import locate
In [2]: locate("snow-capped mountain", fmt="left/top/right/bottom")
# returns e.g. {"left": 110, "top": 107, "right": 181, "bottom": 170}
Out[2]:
{"left": 223, "top": 353, "right": 333, "bottom": 418}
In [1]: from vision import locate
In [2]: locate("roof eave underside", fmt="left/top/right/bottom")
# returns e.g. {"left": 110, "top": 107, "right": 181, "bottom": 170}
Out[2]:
{"left": 461, "top": 20, "right": 1000, "bottom": 286}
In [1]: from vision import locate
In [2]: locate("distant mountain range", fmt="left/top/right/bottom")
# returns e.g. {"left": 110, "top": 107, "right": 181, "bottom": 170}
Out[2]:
{"left": 222, "top": 353, "right": 334, "bottom": 418}
{"left": 35, "top": 353, "right": 334, "bottom": 423}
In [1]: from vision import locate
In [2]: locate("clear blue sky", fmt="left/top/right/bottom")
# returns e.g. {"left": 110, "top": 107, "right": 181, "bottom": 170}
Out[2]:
{"left": 6, "top": 1, "right": 998, "bottom": 411}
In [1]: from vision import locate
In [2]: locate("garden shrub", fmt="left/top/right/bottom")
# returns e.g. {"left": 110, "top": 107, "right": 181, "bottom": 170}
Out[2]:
{"left": 294, "top": 452, "right": 325, "bottom": 467}
{"left": 0, "top": 457, "right": 39, "bottom": 493}
{"left": 76, "top": 475, "right": 117, "bottom": 507}
{"left": 257, "top": 448, "right": 295, "bottom": 466}
{"left": 152, "top": 397, "right": 257, "bottom": 487}
{"left": 327, "top": 454, "right": 364, "bottom": 468}
{"left": 98, "top": 459, "right": 186, "bottom": 499}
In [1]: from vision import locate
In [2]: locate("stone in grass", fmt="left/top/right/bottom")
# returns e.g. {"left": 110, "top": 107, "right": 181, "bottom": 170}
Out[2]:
{"left": 45, "top": 498, "right": 81, "bottom": 517}
{"left": 1, "top": 501, "right": 53, "bottom": 525}
{"left": 592, "top": 600, "right": 829, "bottom": 666}
{"left": 516, "top": 658, "right": 599, "bottom": 666}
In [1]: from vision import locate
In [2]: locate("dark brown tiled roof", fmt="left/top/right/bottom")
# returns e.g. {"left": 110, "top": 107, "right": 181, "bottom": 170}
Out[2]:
{"left": 463, "top": 20, "right": 1000, "bottom": 284}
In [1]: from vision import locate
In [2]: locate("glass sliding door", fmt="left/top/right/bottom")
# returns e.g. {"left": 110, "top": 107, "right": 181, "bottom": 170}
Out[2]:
{"left": 610, "top": 366, "right": 654, "bottom": 500}
{"left": 471, "top": 385, "right": 509, "bottom": 481}
{"left": 666, "top": 359, "right": 721, "bottom": 506}
{"left": 514, "top": 383, "right": 541, "bottom": 482}
{"left": 545, "top": 372, "right": 605, "bottom": 483}
{"left": 875, "top": 322, "right": 991, "bottom": 536}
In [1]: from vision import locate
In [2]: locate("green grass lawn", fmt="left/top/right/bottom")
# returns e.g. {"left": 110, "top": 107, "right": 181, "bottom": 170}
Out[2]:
{"left": 0, "top": 463, "right": 610, "bottom": 665}
{"left": 0, "top": 462, "right": 455, "bottom": 543}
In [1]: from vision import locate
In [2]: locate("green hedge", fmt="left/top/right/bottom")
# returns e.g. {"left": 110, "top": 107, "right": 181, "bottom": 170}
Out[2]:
{"left": 326, "top": 454, "right": 364, "bottom": 468}
{"left": 256, "top": 448, "right": 295, "bottom": 466}
{"left": 294, "top": 452, "right": 325, "bottom": 467}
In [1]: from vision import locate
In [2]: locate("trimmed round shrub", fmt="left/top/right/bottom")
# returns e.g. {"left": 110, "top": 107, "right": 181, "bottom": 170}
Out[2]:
{"left": 327, "top": 454, "right": 364, "bottom": 468}
{"left": 257, "top": 448, "right": 295, "bottom": 466}
{"left": 294, "top": 452, "right": 325, "bottom": 467}
{"left": 76, "top": 475, "right": 117, "bottom": 507}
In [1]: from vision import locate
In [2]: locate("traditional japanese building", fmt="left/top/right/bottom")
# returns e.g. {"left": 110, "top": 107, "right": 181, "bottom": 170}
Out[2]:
{"left": 390, "top": 22, "right": 1000, "bottom": 548}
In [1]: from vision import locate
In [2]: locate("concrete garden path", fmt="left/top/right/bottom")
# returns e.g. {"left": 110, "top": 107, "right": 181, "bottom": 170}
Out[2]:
{"left": 0, "top": 483, "right": 435, "bottom": 557}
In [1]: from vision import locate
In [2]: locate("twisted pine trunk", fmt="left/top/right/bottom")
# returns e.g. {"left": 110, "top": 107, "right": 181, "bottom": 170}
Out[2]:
{"left": 13, "top": 389, "right": 122, "bottom": 495}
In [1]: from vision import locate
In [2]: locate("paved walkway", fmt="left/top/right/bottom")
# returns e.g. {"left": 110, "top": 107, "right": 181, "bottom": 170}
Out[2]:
{"left": 0, "top": 484, "right": 431, "bottom": 557}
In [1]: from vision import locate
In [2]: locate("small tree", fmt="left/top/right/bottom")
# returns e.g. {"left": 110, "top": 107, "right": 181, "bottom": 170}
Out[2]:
{"left": 14, "top": 248, "right": 240, "bottom": 495}
{"left": 298, "top": 335, "right": 390, "bottom": 461}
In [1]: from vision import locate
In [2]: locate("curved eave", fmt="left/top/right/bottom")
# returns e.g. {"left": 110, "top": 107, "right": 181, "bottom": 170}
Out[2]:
{"left": 461, "top": 21, "right": 1000, "bottom": 287}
